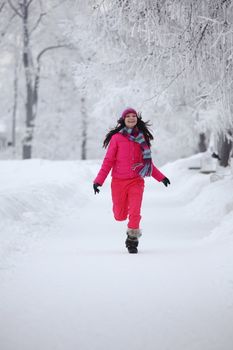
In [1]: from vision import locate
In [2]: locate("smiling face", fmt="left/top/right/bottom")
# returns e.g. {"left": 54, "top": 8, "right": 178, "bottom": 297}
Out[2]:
{"left": 124, "top": 113, "right": 138, "bottom": 128}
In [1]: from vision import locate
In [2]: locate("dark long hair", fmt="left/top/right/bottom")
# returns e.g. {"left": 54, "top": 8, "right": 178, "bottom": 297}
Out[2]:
{"left": 103, "top": 114, "right": 154, "bottom": 148}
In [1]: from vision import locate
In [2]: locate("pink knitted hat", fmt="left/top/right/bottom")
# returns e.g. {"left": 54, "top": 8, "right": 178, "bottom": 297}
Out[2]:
{"left": 121, "top": 108, "right": 137, "bottom": 119}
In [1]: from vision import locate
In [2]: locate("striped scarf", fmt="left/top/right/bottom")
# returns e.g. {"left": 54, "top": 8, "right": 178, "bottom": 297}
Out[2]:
{"left": 119, "top": 127, "right": 152, "bottom": 177}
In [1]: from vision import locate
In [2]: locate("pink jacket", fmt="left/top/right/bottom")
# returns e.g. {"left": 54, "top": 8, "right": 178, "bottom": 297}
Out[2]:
{"left": 94, "top": 133, "right": 165, "bottom": 185}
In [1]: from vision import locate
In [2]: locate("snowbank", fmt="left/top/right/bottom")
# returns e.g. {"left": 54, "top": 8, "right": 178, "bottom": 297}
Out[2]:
{"left": 0, "top": 159, "right": 94, "bottom": 220}
{"left": 0, "top": 159, "right": 99, "bottom": 266}
{"left": 160, "top": 154, "right": 233, "bottom": 242}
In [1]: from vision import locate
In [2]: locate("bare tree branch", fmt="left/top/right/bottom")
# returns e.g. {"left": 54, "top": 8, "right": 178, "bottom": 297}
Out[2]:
{"left": 8, "top": 0, "right": 23, "bottom": 17}
{"left": 210, "top": 27, "right": 225, "bottom": 49}
{"left": 140, "top": 67, "right": 186, "bottom": 107}
{"left": 0, "top": 1, "right": 6, "bottom": 13}
{"left": 26, "top": 0, "right": 35, "bottom": 8}
{"left": 198, "top": 15, "right": 221, "bottom": 25}
{"left": 193, "top": 23, "right": 209, "bottom": 57}
{"left": 30, "top": 11, "right": 46, "bottom": 34}
{"left": 37, "top": 44, "right": 67, "bottom": 62}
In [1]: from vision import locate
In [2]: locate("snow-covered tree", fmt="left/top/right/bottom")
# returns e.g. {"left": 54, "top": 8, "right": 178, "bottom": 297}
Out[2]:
{"left": 92, "top": 0, "right": 233, "bottom": 164}
{"left": 5, "top": 0, "right": 71, "bottom": 159}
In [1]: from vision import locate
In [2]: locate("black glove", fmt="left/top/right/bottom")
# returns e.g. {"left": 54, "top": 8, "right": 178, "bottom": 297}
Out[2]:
{"left": 162, "top": 177, "right": 170, "bottom": 187}
{"left": 93, "top": 183, "right": 101, "bottom": 194}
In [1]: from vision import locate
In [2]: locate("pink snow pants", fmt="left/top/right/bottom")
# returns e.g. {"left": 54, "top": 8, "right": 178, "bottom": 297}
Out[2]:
{"left": 111, "top": 177, "right": 145, "bottom": 229}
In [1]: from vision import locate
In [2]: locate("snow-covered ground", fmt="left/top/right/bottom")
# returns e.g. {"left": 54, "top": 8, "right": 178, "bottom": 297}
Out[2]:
{"left": 0, "top": 155, "right": 233, "bottom": 350}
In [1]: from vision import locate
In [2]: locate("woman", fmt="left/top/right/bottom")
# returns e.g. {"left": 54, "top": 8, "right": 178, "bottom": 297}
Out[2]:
{"left": 93, "top": 108, "right": 170, "bottom": 253}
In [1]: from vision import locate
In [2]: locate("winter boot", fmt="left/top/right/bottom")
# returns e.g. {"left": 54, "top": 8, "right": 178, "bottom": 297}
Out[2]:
{"left": 125, "top": 236, "right": 138, "bottom": 253}
{"left": 125, "top": 228, "right": 142, "bottom": 254}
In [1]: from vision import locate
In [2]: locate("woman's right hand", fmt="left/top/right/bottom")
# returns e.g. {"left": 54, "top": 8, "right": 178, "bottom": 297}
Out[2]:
{"left": 93, "top": 183, "right": 101, "bottom": 194}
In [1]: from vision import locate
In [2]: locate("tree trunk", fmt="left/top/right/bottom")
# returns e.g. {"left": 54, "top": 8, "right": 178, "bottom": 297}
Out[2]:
{"left": 22, "top": 82, "right": 34, "bottom": 159}
{"left": 11, "top": 58, "right": 19, "bottom": 147}
{"left": 218, "top": 132, "right": 232, "bottom": 167}
{"left": 81, "top": 96, "right": 87, "bottom": 160}
{"left": 22, "top": 0, "right": 35, "bottom": 159}
{"left": 198, "top": 133, "right": 207, "bottom": 152}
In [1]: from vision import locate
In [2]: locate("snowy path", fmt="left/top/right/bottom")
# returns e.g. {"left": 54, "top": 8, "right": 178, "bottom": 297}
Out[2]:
{"left": 0, "top": 159, "right": 233, "bottom": 350}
